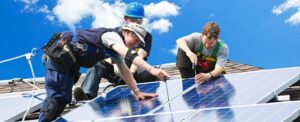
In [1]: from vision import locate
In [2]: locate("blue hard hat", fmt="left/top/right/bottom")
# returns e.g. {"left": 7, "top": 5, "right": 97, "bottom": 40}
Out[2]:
{"left": 125, "top": 2, "right": 145, "bottom": 19}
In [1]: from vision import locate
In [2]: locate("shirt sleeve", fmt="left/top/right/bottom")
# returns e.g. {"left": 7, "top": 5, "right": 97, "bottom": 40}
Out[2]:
{"left": 216, "top": 43, "right": 229, "bottom": 68}
{"left": 183, "top": 32, "right": 201, "bottom": 51}
{"left": 101, "top": 32, "right": 125, "bottom": 64}
{"left": 101, "top": 32, "right": 124, "bottom": 48}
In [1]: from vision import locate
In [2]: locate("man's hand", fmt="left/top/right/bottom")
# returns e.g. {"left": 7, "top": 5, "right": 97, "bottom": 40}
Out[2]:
{"left": 186, "top": 51, "right": 198, "bottom": 65}
{"left": 134, "top": 91, "right": 158, "bottom": 100}
{"left": 195, "top": 73, "right": 211, "bottom": 83}
{"left": 149, "top": 68, "right": 168, "bottom": 81}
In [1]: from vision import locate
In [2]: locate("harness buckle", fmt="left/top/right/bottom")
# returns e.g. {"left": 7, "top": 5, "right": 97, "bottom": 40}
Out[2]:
{"left": 76, "top": 43, "right": 88, "bottom": 52}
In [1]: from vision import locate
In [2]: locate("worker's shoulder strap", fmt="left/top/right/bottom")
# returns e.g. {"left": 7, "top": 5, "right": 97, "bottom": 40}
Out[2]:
{"left": 99, "top": 27, "right": 124, "bottom": 41}
{"left": 212, "top": 40, "right": 224, "bottom": 57}
{"left": 86, "top": 27, "right": 123, "bottom": 49}
{"left": 197, "top": 39, "right": 224, "bottom": 57}
{"left": 196, "top": 41, "right": 204, "bottom": 53}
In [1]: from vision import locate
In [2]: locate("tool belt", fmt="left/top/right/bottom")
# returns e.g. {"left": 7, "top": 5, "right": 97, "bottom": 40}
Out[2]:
{"left": 42, "top": 33, "right": 76, "bottom": 72}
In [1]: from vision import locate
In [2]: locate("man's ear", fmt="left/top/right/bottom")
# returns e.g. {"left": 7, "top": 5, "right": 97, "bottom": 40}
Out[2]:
{"left": 124, "top": 30, "right": 131, "bottom": 36}
{"left": 122, "top": 30, "right": 127, "bottom": 36}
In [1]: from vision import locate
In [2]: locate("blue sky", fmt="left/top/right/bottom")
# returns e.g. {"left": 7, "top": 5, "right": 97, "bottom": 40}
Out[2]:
{"left": 0, "top": 0, "right": 299, "bottom": 80}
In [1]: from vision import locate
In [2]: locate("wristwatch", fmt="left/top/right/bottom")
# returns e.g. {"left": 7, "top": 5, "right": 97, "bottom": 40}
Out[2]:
{"left": 208, "top": 72, "right": 214, "bottom": 78}
{"left": 133, "top": 88, "right": 140, "bottom": 93}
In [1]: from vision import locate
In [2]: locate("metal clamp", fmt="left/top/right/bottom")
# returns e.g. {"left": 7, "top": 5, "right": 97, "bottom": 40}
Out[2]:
{"left": 31, "top": 48, "right": 37, "bottom": 56}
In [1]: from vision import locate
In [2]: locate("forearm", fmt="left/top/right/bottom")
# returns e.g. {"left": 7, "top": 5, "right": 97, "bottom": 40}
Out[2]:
{"left": 130, "top": 64, "right": 138, "bottom": 73}
{"left": 117, "top": 63, "right": 138, "bottom": 91}
{"left": 132, "top": 56, "right": 153, "bottom": 72}
{"left": 112, "top": 44, "right": 153, "bottom": 73}
{"left": 209, "top": 65, "right": 224, "bottom": 77}
{"left": 130, "top": 49, "right": 148, "bottom": 73}
{"left": 177, "top": 38, "right": 192, "bottom": 53}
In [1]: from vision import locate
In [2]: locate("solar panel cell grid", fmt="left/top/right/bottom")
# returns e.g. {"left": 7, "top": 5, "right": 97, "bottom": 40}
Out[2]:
{"left": 58, "top": 67, "right": 300, "bottom": 121}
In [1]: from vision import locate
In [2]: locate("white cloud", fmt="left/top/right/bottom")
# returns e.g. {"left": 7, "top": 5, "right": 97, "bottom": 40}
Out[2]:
{"left": 17, "top": 0, "right": 39, "bottom": 13}
{"left": 169, "top": 45, "right": 178, "bottom": 56}
{"left": 144, "top": 1, "right": 180, "bottom": 33}
{"left": 53, "top": 0, "right": 99, "bottom": 30}
{"left": 285, "top": 11, "right": 300, "bottom": 24}
{"left": 52, "top": 0, "right": 127, "bottom": 30}
{"left": 16, "top": 0, "right": 180, "bottom": 33}
{"left": 272, "top": 0, "right": 300, "bottom": 15}
{"left": 272, "top": 0, "right": 300, "bottom": 25}
{"left": 144, "top": 1, "right": 180, "bottom": 18}
{"left": 38, "top": 5, "right": 50, "bottom": 14}
{"left": 148, "top": 18, "right": 172, "bottom": 33}
{"left": 46, "top": 15, "right": 54, "bottom": 21}
{"left": 91, "top": 1, "right": 125, "bottom": 28}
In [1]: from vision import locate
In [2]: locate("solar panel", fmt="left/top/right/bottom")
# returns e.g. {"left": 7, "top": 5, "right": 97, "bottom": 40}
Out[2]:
{"left": 58, "top": 67, "right": 300, "bottom": 121}
{"left": 151, "top": 67, "right": 300, "bottom": 113}
{"left": 86, "top": 110, "right": 195, "bottom": 122}
{"left": 58, "top": 79, "right": 196, "bottom": 121}
{"left": 147, "top": 77, "right": 233, "bottom": 113}
{"left": 0, "top": 91, "right": 46, "bottom": 121}
{"left": 91, "top": 101, "right": 300, "bottom": 122}
{"left": 184, "top": 101, "right": 300, "bottom": 122}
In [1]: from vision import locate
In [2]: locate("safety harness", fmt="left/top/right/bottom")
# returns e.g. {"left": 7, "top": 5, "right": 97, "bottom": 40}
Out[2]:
{"left": 43, "top": 28, "right": 123, "bottom": 72}
{"left": 195, "top": 40, "right": 224, "bottom": 73}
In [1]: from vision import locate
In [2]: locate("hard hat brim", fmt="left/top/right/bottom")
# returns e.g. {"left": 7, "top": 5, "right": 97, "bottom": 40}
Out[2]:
{"left": 121, "top": 26, "right": 145, "bottom": 46}
{"left": 124, "top": 14, "right": 144, "bottom": 19}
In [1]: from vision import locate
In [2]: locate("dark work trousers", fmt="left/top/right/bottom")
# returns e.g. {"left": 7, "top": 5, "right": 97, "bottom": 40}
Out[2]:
{"left": 39, "top": 58, "right": 79, "bottom": 122}
{"left": 178, "top": 67, "right": 196, "bottom": 79}
{"left": 81, "top": 61, "right": 115, "bottom": 99}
